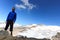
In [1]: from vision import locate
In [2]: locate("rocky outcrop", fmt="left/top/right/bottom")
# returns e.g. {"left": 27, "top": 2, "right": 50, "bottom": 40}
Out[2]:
{"left": 0, "top": 30, "right": 15, "bottom": 40}
{"left": 51, "top": 32, "right": 60, "bottom": 40}
{"left": 0, "top": 30, "right": 9, "bottom": 40}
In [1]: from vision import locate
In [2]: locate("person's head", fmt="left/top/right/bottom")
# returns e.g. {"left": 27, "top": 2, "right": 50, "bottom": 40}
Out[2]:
{"left": 12, "top": 7, "right": 15, "bottom": 12}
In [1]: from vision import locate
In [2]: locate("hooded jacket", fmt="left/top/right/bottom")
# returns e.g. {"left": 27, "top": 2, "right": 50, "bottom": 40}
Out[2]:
{"left": 6, "top": 11, "right": 16, "bottom": 22}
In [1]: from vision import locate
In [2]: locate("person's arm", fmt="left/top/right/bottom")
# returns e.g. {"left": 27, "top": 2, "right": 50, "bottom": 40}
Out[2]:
{"left": 6, "top": 12, "right": 11, "bottom": 21}
{"left": 13, "top": 13, "right": 17, "bottom": 23}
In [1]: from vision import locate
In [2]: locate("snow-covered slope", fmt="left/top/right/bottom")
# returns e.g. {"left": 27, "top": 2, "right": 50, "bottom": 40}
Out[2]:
{"left": 0, "top": 22, "right": 60, "bottom": 39}
{"left": 17, "top": 24, "right": 60, "bottom": 39}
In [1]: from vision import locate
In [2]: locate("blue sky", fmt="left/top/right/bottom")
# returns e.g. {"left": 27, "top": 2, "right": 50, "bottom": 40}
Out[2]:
{"left": 0, "top": 0, "right": 60, "bottom": 25}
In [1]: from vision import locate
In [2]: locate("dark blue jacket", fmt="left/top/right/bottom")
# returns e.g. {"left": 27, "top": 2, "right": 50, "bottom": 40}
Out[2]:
{"left": 6, "top": 11, "right": 16, "bottom": 22}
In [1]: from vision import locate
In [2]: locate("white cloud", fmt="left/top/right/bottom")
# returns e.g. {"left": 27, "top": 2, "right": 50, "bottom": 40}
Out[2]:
{"left": 0, "top": 22, "right": 21, "bottom": 28}
{"left": 15, "top": 0, "right": 36, "bottom": 10}
{"left": 15, "top": 4, "right": 26, "bottom": 9}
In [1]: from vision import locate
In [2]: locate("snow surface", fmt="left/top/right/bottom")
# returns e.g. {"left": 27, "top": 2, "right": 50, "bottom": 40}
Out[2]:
{"left": 0, "top": 22, "right": 60, "bottom": 39}
{"left": 17, "top": 24, "right": 60, "bottom": 39}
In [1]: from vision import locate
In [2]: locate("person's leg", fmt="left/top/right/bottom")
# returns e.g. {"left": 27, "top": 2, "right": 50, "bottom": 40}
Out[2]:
{"left": 10, "top": 21, "right": 13, "bottom": 36}
{"left": 11, "top": 31, "right": 13, "bottom": 36}
{"left": 4, "top": 21, "right": 9, "bottom": 31}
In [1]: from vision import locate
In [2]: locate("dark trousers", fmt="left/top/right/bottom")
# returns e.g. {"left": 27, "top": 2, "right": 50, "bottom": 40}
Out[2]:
{"left": 5, "top": 20, "right": 14, "bottom": 36}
